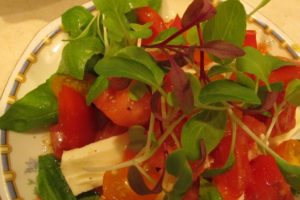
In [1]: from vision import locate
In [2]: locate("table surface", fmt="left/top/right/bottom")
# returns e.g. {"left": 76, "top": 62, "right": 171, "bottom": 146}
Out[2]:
{"left": 0, "top": 0, "right": 300, "bottom": 98}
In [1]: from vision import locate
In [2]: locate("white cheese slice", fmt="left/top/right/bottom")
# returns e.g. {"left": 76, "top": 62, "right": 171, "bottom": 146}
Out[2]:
{"left": 61, "top": 133, "right": 129, "bottom": 195}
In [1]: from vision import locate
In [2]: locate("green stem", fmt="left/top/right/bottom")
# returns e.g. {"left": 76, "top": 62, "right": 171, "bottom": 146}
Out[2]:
{"left": 145, "top": 113, "right": 155, "bottom": 152}
{"left": 85, "top": 115, "right": 185, "bottom": 172}
{"left": 264, "top": 102, "right": 285, "bottom": 143}
{"left": 65, "top": 14, "right": 98, "bottom": 41}
{"left": 228, "top": 108, "right": 280, "bottom": 159}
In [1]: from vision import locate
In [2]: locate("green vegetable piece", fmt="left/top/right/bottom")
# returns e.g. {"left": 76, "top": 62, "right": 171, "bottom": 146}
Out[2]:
{"left": 248, "top": 0, "right": 271, "bottom": 17}
{"left": 62, "top": 6, "right": 94, "bottom": 38}
{"left": 0, "top": 81, "right": 57, "bottom": 132}
{"left": 129, "top": 22, "right": 153, "bottom": 39}
{"left": 181, "top": 110, "right": 227, "bottom": 160}
{"left": 147, "top": 0, "right": 162, "bottom": 11}
{"left": 128, "top": 125, "right": 147, "bottom": 152}
{"left": 236, "top": 71, "right": 256, "bottom": 89}
{"left": 86, "top": 76, "right": 109, "bottom": 105}
{"left": 186, "top": 27, "right": 199, "bottom": 45}
{"left": 236, "top": 47, "right": 293, "bottom": 89}
{"left": 129, "top": 82, "right": 149, "bottom": 101}
{"left": 166, "top": 150, "right": 193, "bottom": 200}
{"left": 116, "top": 46, "right": 165, "bottom": 85}
{"left": 188, "top": 74, "right": 202, "bottom": 107}
{"left": 199, "top": 179, "right": 222, "bottom": 200}
{"left": 94, "top": 57, "right": 161, "bottom": 90}
{"left": 37, "top": 154, "right": 76, "bottom": 200}
{"left": 203, "top": 153, "right": 235, "bottom": 178}
{"left": 207, "top": 65, "right": 233, "bottom": 78}
{"left": 57, "top": 37, "right": 104, "bottom": 80}
{"left": 127, "top": 0, "right": 148, "bottom": 9}
{"left": 275, "top": 156, "right": 300, "bottom": 192}
{"left": 77, "top": 191, "right": 99, "bottom": 200}
{"left": 203, "top": 0, "right": 246, "bottom": 47}
{"left": 153, "top": 27, "right": 186, "bottom": 45}
{"left": 199, "top": 79, "right": 261, "bottom": 105}
{"left": 285, "top": 79, "right": 300, "bottom": 106}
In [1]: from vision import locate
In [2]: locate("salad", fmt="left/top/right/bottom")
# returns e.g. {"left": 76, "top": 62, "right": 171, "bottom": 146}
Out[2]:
{"left": 1, "top": 0, "right": 300, "bottom": 199}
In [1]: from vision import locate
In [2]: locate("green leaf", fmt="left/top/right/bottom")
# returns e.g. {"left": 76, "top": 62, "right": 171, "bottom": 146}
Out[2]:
{"left": 199, "top": 179, "right": 222, "bottom": 200}
{"left": 93, "top": 0, "right": 131, "bottom": 14}
{"left": 188, "top": 74, "right": 202, "bottom": 107}
{"left": 77, "top": 192, "right": 99, "bottom": 200}
{"left": 62, "top": 6, "right": 93, "bottom": 38}
{"left": 57, "top": 37, "right": 104, "bottom": 80}
{"left": 129, "top": 22, "right": 153, "bottom": 39}
{"left": 93, "top": 0, "right": 135, "bottom": 44}
{"left": 127, "top": 0, "right": 148, "bottom": 9}
{"left": 266, "top": 54, "right": 295, "bottom": 70}
{"left": 248, "top": 0, "right": 271, "bottom": 17}
{"left": 203, "top": 0, "right": 246, "bottom": 47}
{"left": 95, "top": 57, "right": 161, "bottom": 89}
{"left": 181, "top": 110, "right": 227, "bottom": 160}
{"left": 129, "top": 82, "right": 149, "bottom": 101}
{"left": 147, "top": 0, "right": 162, "bottom": 11}
{"left": 199, "top": 79, "right": 261, "bottom": 105}
{"left": 115, "top": 46, "right": 165, "bottom": 85}
{"left": 166, "top": 150, "right": 193, "bottom": 200}
{"left": 236, "top": 47, "right": 293, "bottom": 88}
{"left": 207, "top": 65, "right": 233, "bottom": 78}
{"left": 275, "top": 156, "right": 300, "bottom": 192}
{"left": 37, "top": 154, "right": 76, "bottom": 200}
{"left": 153, "top": 27, "right": 185, "bottom": 45}
{"left": 236, "top": 71, "right": 256, "bottom": 89}
{"left": 86, "top": 76, "right": 109, "bottom": 105}
{"left": 128, "top": 125, "right": 147, "bottom": 152}
{"left": 285, "top": 79, "right": 300, "bottom": 106}
{"left": 186, "top": 27, "right": 199, "bottom": 45}
{"left": 203, "top": 153, "right": 235, "bottom": 177}
{"left": 0, "top": 81, "right": 57, "bottom": 132}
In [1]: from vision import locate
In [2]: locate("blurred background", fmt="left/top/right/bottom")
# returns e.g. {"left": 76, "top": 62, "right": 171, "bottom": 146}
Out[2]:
{"left": 0, "top": 0, "right": 299, "bottom": 97}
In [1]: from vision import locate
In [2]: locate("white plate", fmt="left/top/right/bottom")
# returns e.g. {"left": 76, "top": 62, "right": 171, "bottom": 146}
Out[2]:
{"left": 0, "top": 1, "right": 299, "bottom": 199}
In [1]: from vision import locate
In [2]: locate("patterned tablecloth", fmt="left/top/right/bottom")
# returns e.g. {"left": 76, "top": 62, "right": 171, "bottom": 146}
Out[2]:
{"left": 0, "top": 0, "right": 299, "bottom": 97}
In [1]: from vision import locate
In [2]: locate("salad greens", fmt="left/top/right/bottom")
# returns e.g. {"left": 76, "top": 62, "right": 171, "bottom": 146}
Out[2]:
{"left": 0, "top": 0, "right": 300, "bottom": 199}
{"left": 0, "top": 80, "right": 57, "bottom": 132}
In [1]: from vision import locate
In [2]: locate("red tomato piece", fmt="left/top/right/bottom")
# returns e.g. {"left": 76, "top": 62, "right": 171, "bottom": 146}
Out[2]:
{"left": 243, "top": 30, "right": 257, "bottom": 49}
{"left": 95, "top": 120, "right": 127, "bottom": 141}
{"left": 271, "top": 103, "right": 297, "bottom": 136}
{"left": 269, "top": 66, "right": 300, "bottom": 87}
{"left": 102, "top": 167, "right": 158, "bottom": 200}
{"left": 245, "top": 155, "right": 293, "bottom": 200}
{"left": 135, "top": 7, "right": 166, "bottom": 45}
{"left": 166, "top": 15, "right": 182, "bottom": 30}
{"left": 50, "top": 124, "right": 65, "bottom": 159}
{"left": 212, "top": 130, "right": 252, "bottom": 200}
{"left": 274, "top": 139, "right": 300, "bottom": 166}
{"left": 93, "top": 87, "right": 151, "bottom": 127}
{"left": 242, "top": 115, "right": 267, "bottom": 145}
{"left": 183, "top": 182, "right": 199, "bottom": 200}
{"left": 50, "top": 85, "right": 97, "bottom": 159}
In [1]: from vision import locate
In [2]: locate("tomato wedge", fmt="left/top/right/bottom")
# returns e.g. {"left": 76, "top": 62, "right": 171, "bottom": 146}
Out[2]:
{"left": 50, "top": 85, "right": 97, "bottom": 158}
{"left": 245, "top": 155, "right": 293, "bottom": 200}
{"left": 135, "top": 6, "right": 166, "bottom": 45}
{"left": 243, "top": 30, "right": 257, "bottom": 49}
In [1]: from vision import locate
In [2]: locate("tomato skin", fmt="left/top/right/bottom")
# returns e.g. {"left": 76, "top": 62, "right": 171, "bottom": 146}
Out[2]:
{"left": 275, "top": 139, "right": 300, "bottom": 166}
{"left": 95, "top": 121, "right": 127, "bottom": 141}
{"left": 102, "top": 168, "right": 158, "bottom": 200}
{"left": 51, "top": 74, "right": 95, "bottom": 97}
{"left": 93, "top": 88, "right": 151, "bottom": 127}
{"left": 271, "top": 103, "right": 297, "bottom": 136}
{"left": 212, "top": 130, "right": 252, "bottom": 200}
{"left": 245, "top": 155, "right": 293, "bottom": 200}
{"left": 243, "top": 30, "right": 257, "bottom": 49}
{"left": 269, "top": 66, "right": 300, "bottom": 86}
{"left": 135, "top": 7, "right": 166, "bottom": 44}
{"left": 51, "top": 85, "right": 97, "bottom": 159}
{"left": 50, "top": 124, "right": 65, "bottom": 159}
